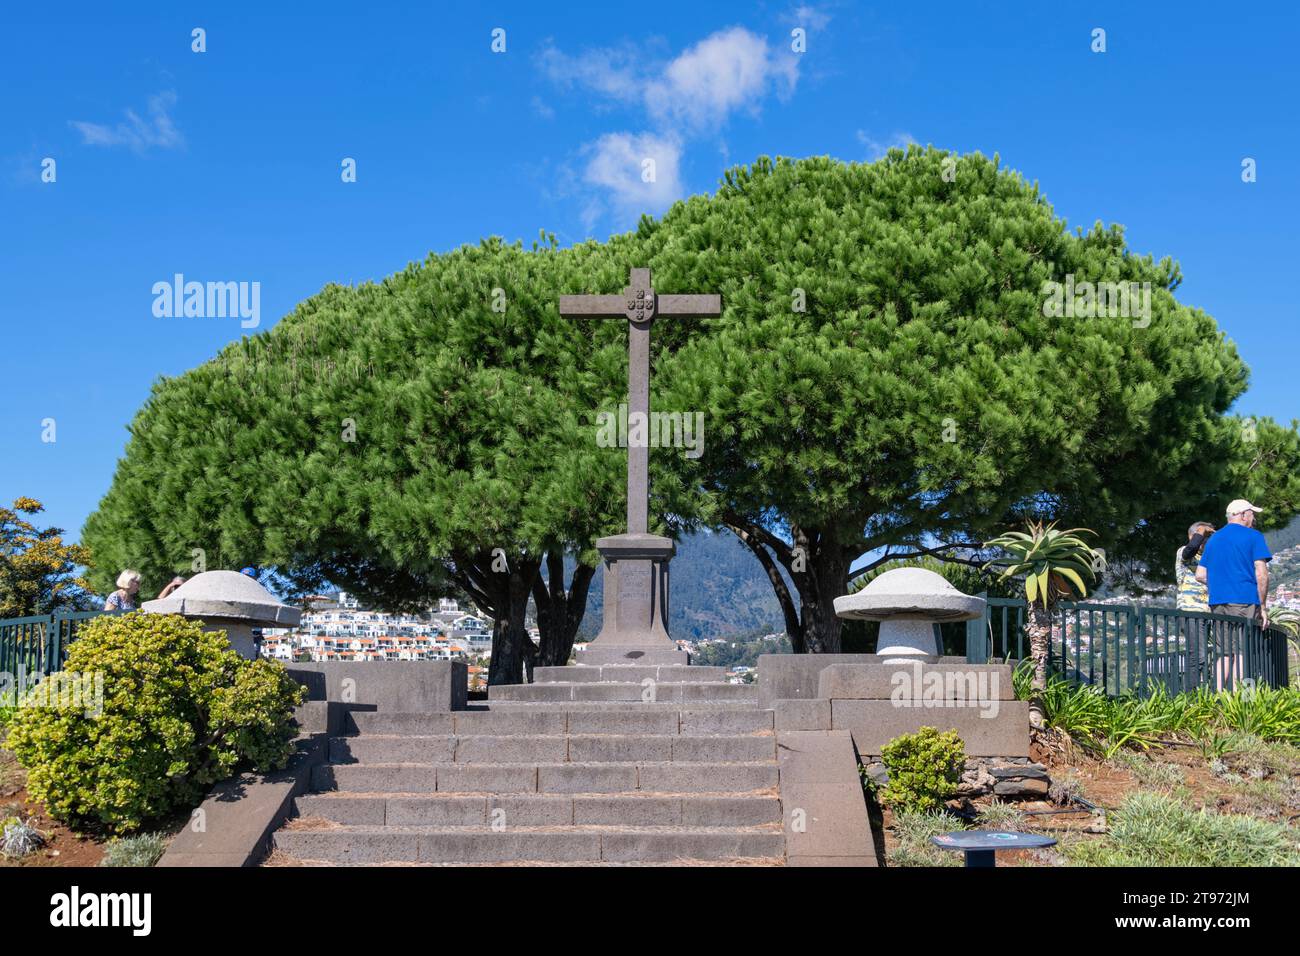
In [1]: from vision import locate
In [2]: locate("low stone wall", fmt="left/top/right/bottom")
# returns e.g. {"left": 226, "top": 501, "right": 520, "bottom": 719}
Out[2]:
{"left": 765, "top": 658, "right": 1030, "bottom": 759}
{"left": 285, "top": 660, "right": 467, "bottom": 713}
{"left": 756, "top": 652, "right": 968, "bottom": 708}
{"left": 777, "top": 730, "right": 877, "bottom": 866}
{"left": 158, "top": 734, "right": 328, "bottom": 867}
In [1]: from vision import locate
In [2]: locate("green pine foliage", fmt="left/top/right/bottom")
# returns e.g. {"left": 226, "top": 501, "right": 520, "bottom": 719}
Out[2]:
{"left": 80, "top": 149, "right": 1300, "bottom": 661}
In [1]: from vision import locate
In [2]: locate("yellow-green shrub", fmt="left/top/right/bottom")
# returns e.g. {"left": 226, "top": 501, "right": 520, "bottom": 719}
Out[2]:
{"left": 880, "top": 726, "right": 966, "bottom": 813}
{"left": 6, "top": 612, "right": 304, "bottom": 833}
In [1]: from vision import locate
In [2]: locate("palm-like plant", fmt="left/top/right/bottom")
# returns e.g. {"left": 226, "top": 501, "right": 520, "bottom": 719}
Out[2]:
{"left": 984, "top": 521, "right": 1103, "bottom": 728}
{"left": 1267, "top": 607, "right": 1300, "bottom": 688}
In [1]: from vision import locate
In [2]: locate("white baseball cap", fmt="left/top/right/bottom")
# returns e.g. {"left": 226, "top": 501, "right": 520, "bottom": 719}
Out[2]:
{"left": 1226, "top": 499, "right": 1264, "bottom": 516}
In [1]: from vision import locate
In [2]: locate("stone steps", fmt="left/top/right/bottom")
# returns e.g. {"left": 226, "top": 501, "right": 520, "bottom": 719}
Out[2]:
{"left": 270, "top": 663, "right": 790, "bottom": 866}
{"left": 296, "top": 792, "right": 782, "bottom": 826}
{"left": 348, "top": 707, "right": 772, "bottom": 736}
{"left": 486, "top": 681, "right": 758, "bottom": 703}
{"left": 532, "top": 665, "right": 727, "bottom": 683}
{"left": 482, "top": 699, "right": 760, "bottom": 712}
{"left": 312, "top": 761, "right": 781, "bottom": 794}
{"left": 330, "top": 734, "right": 776, "bottom": 764}
{"left": 273, "top": 824, "right": 784, "bottom": 865}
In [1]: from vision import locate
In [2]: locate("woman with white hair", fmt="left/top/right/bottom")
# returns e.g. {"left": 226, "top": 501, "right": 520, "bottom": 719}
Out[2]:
{"left": 105, "top": 569, "right": 142, "bottom": 611}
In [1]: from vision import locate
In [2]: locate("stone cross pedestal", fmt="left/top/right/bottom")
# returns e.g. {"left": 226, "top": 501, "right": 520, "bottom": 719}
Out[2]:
{"left": 560, "top": 268, "right": 720, "bottom": 665}
{"left": 832, "top": 567, "right": 985, "bottom": 659}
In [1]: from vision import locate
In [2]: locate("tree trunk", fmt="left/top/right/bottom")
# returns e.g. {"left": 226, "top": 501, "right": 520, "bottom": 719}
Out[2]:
{"left": 534, "top": 551, "right": 596, "bottom": 667}
{"left": 1026, "top": 604, "right": 1052, "bottom": 728}
{"left": 456, "top": 552, "right": 539, "bottom": 687}
{"left": 794, "top": 534, "right": 851, "bottom": 654}
{"left": 726, "top": 517, "right": 854, "bottom": 654}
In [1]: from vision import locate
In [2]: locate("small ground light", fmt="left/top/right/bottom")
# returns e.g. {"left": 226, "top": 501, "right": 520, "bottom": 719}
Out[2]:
{"left": 931, "top": 830, "right": 1057, "bottom": 867}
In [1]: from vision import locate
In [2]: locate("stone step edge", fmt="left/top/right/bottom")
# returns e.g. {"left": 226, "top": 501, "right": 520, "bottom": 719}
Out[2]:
{"left": 481, "top": 702, "right": 763, "bottom": 710}
{"left": 318, "top": 760, "right": 778, "bottom": 769}
{"left": 335, "top": 738, "right": 769, "bottom": 743}
{"left": 298, "top": 790, "right": 781, "bottom": 799}
{"left": 281, "top": 823, "right": 784, "bottom": 834}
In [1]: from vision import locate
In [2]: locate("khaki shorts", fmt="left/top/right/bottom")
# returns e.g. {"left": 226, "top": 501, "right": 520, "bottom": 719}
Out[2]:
{"left": 1210, "top": 603, "right": 1263, "bottom": 626}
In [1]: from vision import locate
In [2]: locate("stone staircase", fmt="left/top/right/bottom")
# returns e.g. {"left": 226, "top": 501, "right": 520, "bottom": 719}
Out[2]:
{"left": 271, "top": 665, "right": 788, "bottom": 865}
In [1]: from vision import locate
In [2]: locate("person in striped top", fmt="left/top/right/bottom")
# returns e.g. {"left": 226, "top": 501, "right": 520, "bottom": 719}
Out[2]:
{"left": 1176, "top": 522, "right": 1214, "bottom": 611}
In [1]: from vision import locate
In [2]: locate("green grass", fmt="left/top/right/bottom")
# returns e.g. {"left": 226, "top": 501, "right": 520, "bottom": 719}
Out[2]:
{"left": 1066, "top": 792, "right": 1300, "bottom": 867}
{"left": 889, "top": 811, "right": 965, "bottom": 867}
{"left": 100, "top": 832, "right": 167, "bottom": 868}
{"left": 1108, "top": 751, "right": 1187, "bottom": 790}
{"left": 976, "top": 799, "right": 1024, "bottom": 830}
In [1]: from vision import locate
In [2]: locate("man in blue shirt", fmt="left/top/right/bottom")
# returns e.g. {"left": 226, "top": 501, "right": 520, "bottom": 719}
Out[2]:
{"left": 1196, "top": 499, "right": 1272, "bottom": 627}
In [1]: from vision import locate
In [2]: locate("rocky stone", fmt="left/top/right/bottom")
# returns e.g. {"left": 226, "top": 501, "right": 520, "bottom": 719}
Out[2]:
{"left": 989, "top": 763, "right": 1049, "bottom": 780}
{"left": 862, "top": 762, "right": 890, "bottom": 788}
{"left": 994, "top": 778, "right": 1050, "bottom": 797}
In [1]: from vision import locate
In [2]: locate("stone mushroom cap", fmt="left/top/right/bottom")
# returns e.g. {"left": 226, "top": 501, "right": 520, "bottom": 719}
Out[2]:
{"left": 141, "top": 570, "right": 302, "bottom": 627}
{"left": 833, "top": 567, "right": 985, "bottom": 622}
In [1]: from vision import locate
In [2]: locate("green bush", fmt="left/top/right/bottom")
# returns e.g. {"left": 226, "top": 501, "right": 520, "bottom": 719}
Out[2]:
{"left": 879, "top": 726, "right": 966, "bottom": 814}
{"left": 6, "top": 612, "right": 305, "bottom": 833}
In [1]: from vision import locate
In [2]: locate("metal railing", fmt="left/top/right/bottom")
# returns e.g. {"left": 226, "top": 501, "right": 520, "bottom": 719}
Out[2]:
{"left": 967, "top": 597, "right": 1290, "bottom": 694}
{"left": 0, "top": 611, "right": 105, "bottom": 701}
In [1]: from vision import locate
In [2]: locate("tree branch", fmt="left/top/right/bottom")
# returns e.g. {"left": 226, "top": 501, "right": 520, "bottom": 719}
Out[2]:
{"left": 726, "top": 523, "right": 802, "bottom": 648}
{"left": 846, "top": 541, "right": 988, "bottom": 582}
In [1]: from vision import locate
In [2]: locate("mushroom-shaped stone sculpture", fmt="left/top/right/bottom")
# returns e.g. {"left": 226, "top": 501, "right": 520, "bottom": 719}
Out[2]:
{"left": 833, "top": 567, "right": 985, "bottom": 658}
{"left": 141, "top": 570, "right": 301, "bottom": 660}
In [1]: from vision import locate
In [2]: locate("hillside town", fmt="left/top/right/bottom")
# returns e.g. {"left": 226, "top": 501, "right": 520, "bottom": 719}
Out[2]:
{"left": 259, "top": 593, "right": 494, "bottom": 663}
{"left": 256, "top": 591, "right": 767, "bottom": 684}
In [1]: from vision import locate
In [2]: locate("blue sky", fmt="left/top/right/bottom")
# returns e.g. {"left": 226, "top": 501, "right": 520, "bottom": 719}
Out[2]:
{"left": 2, "top": 1, "right": 1297, "bottom": 541}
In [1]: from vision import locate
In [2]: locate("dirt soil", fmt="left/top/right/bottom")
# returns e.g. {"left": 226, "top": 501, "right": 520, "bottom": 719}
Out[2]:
{"left": 1, "top": 741, "right": 106, "bottom": 867}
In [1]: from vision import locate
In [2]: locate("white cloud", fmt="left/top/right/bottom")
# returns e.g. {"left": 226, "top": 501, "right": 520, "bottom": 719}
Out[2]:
{"left": 70, "top": 91, "right": 184, "bottom": 153}
{"left": 537, "top": 42, "right": 646, "bottom": 103}
{"left": 581, "top": 132, "right": 684, "bottom": 227}
{"left": 857, "top": 130, "right": 916, "bottom": 161}
{"left": 531, "top": 96, "right": 555, "bottom": 120}
{"left": 644, "top": 26, "right": 795, "bottom": 132}
{"left": 540, "top": 26, "right": 801, "bottom": 229}
{"left": 786, "top": 4, "right": 832, "bottom": 33}
{"left": 645, "top": 27, "right": 798, "bottom": 131}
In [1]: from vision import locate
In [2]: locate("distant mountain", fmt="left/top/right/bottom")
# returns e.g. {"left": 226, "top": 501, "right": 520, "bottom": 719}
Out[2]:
{"left": 574, "top": 530, "right": 790, "bottom": 642}
{"left": 1266, "top": 516, "right": 1300, "bottom": 554}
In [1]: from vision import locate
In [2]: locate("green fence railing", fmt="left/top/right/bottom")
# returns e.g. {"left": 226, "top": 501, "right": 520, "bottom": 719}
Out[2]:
{"left": 966, "top": 597, "right": 1291, "bottom": 695}
{"left": 1, "top": 611, "right": 105, "bottom": 701}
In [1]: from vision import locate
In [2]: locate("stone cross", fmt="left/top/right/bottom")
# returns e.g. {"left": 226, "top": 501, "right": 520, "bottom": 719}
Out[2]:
{"left": 559, "top": 267, "right": 720, "bottom": 535}
{"left": 559, "top": 267, "right": 720, "bottom": 664}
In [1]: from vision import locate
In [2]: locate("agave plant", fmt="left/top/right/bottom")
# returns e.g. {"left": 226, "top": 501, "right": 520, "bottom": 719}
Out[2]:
{"left": 984, "top": 521, "right": 1103, "bottom": 728}
{"left": 1267, "top": 607, "right": 1300, "bottom": 687}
